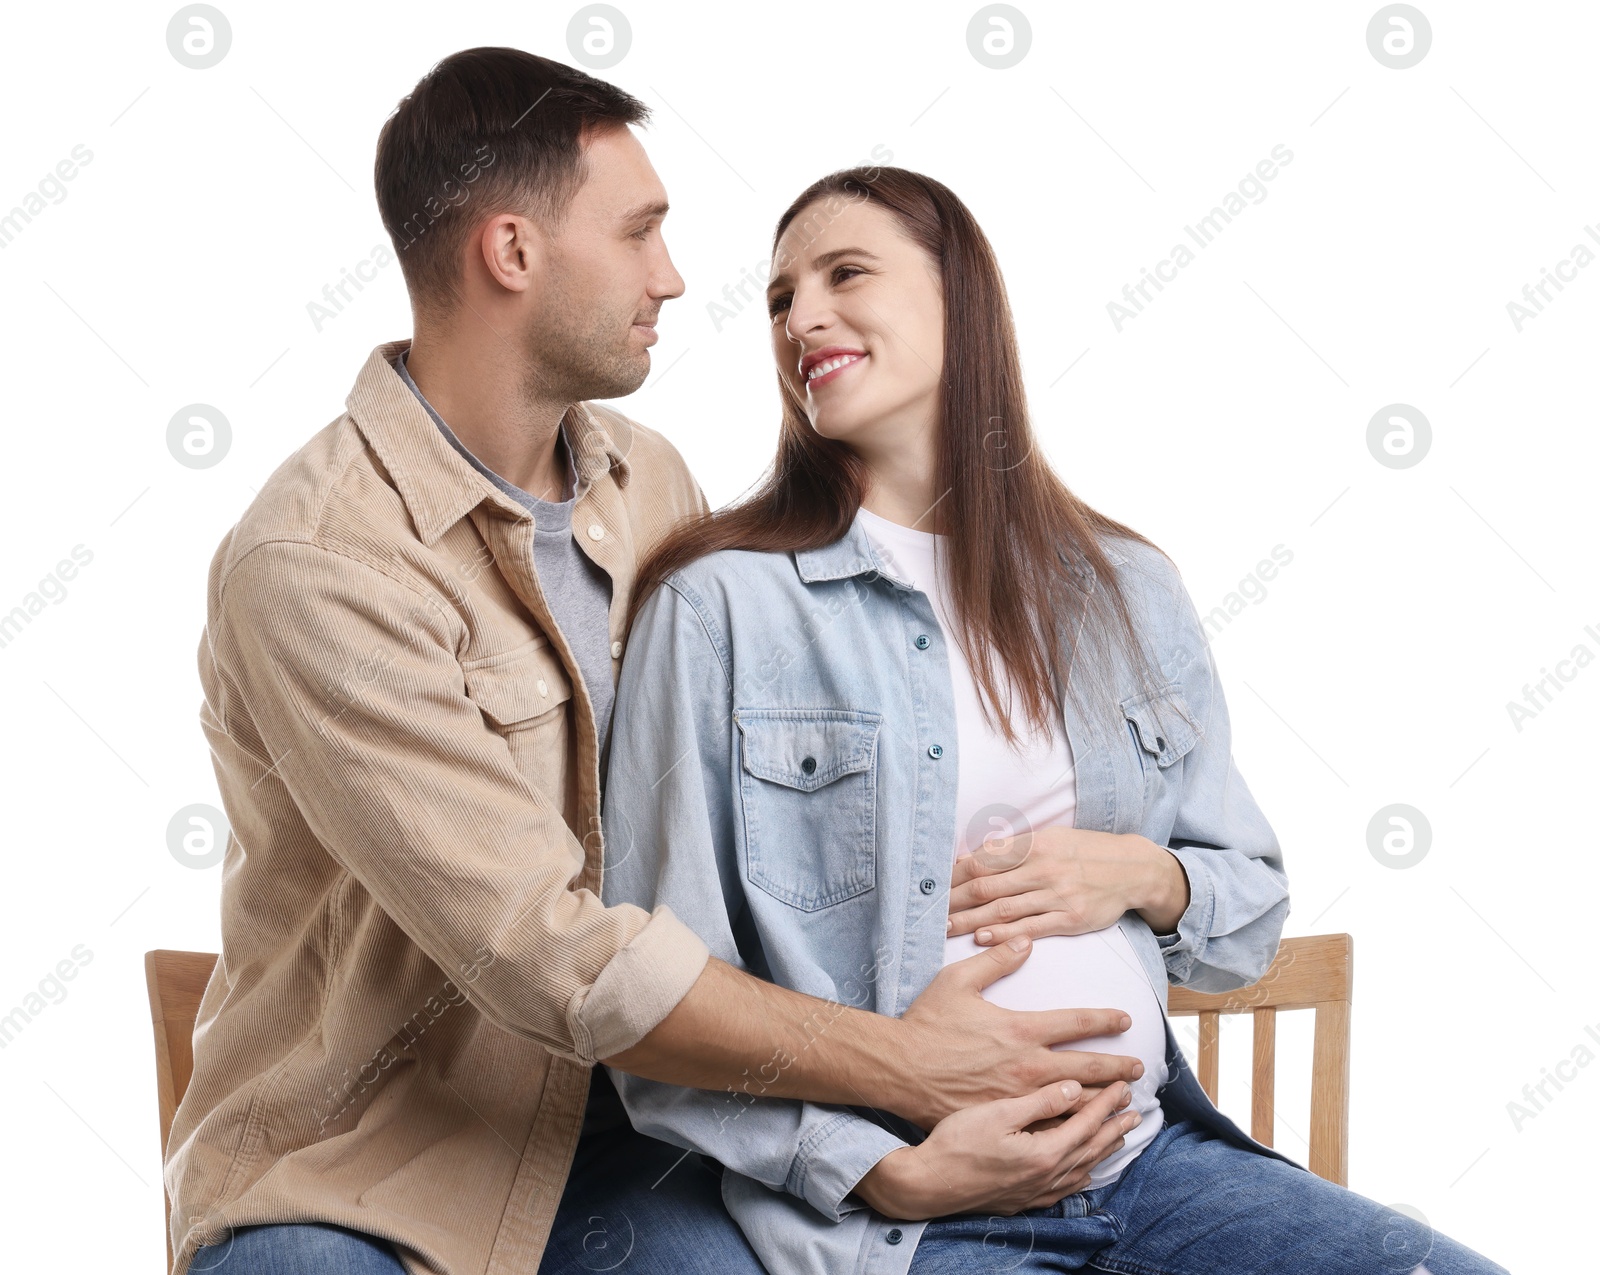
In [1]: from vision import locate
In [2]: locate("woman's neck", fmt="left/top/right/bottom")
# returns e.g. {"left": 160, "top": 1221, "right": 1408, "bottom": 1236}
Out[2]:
{"left": 856, "top": 428, "right": 943, "bottom": 534}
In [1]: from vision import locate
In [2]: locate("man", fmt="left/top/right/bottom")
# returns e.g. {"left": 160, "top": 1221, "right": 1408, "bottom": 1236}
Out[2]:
{"left": 164, "top": 47, "right": 1145, "bottom": 1275}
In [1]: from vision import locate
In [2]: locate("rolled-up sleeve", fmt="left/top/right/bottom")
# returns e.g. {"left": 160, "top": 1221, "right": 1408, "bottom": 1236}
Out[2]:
{"left": 1139, "top": 553, "right": 1291, "bottom": 993}
{"left": 209, "top": 538, "right": 709, "bottom": 1066}
{"left": 600, "top": 576, "right": 906, "bottom": 1221}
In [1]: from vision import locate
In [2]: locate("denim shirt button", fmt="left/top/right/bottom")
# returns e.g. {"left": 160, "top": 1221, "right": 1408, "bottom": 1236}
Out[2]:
{"left": 914, "top": 633, "right": 930, "bottom": 650}
{"left": 927, "top": 743, "right": 943, "bottom": 759}
{"left": 919, "top": 877, "right": 936, "bottom": 895}
{"left": 800, "top": 756, "right": 817, "bottom": 775}
{"left": 886, "top": 1228, "right": 904, "bottom": 1245}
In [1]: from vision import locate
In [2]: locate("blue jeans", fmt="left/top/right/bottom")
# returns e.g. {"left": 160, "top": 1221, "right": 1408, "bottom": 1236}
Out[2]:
{"left": 186, "top": 1075, "right": 763, "bottom": 1274}
{"left": 908, "top": 1117, "right": 1509, "bottom": 1275}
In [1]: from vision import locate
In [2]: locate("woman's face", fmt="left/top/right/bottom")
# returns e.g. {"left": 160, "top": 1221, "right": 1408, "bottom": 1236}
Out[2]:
{"left": 766, "top": 197, "right": 944, "bottom": 450}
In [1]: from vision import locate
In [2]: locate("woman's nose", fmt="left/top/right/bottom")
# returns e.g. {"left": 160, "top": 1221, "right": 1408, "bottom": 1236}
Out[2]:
{"left": 785, "top": 289, "right": 832, "bottom": 342}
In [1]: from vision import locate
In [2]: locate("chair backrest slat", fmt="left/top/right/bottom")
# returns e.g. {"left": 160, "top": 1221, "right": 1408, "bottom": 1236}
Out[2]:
{"left": 1251, "top": 1005, "right": 1277, "bottom": 1146}
{"left": 1196, "top": 1010, "right": 1220, "bottom": 1097}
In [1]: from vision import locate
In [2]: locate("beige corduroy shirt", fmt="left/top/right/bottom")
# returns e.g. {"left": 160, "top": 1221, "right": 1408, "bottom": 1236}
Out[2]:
{"left": 164, "top": 338, "right": 714, "bottom": 1275}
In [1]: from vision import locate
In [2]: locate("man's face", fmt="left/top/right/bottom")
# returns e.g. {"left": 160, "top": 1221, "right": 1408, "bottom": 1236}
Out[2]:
{"left": 523, "top": 124, "right": 684, "bottom": 403}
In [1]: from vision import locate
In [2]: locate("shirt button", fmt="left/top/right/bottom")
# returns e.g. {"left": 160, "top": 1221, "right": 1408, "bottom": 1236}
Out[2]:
{"left": 610, "top": 640, "right": 623, "bottom": 659}
{"left": 886, "top": 1228, "right": 903, "bottom": 1245}
{"left": 927, "top": 743, "right": 943, "bottom": 759}
{"left": 800, "top": 756, "right": 817, "bottom": 775}
{"left": 914, "top": 634, "right": 930, "bottom": 650}
{"left": 587, "top": 523, "right": 605, "bottom": 541}
{"left": 537, "top": 678, "right": 549, "bottom": 697}
{"left": 919, "top": 877, "right": 936, "bottom": 895}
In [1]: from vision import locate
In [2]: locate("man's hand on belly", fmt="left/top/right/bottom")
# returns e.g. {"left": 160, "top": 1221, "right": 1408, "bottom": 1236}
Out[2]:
{"left": 890, "top": 936, "right": 1145, "bottom": 1130}
{"left": 851, "top": 1079, "right": 1141, "bottom": 1220}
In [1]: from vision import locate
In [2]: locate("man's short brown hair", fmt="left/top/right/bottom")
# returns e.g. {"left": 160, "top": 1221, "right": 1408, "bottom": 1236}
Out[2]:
{"left": 374, "top": 46, "right": 649, "bottom": 319}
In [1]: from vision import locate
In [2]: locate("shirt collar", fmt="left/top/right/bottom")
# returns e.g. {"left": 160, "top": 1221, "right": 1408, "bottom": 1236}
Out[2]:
{"left": 393, "top": 345, "right": 576, "bottom": 505}
{"left": 345, "top": 338, "right": 632, "bottom": 546}
{"left": 794, "top": 507, "right": 1129, "bottom": 586}
{"left": 794, "top": 512, "right": 910, "bottom": 587}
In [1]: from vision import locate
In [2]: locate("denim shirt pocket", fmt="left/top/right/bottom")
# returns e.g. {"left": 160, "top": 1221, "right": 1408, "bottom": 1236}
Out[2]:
{"left": 1120, "top": 682, "right": 1200, "bottom": 802}
{"left": 733, "top": 708, "right": 881, "bottom": 911}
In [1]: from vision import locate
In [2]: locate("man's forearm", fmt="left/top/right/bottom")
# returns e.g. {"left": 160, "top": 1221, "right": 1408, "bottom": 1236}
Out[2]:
{"left": 600, "top": 956, "right": 910, "bottom": 1112}
{"left": 600, "top": 939, "right": 1148, "bottom": 1133}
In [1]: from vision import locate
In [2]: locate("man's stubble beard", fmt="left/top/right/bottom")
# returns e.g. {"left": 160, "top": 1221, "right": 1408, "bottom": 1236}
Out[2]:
{"left": 521, "top": 272, "right": 650, "bottom": 406}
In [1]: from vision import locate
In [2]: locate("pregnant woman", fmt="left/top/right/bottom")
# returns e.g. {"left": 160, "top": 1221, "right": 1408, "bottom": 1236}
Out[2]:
{"left": 599, "top": 167, "right": 1508, "bottom": 1274}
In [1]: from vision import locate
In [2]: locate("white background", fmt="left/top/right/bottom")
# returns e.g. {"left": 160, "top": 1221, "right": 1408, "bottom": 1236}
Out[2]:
{"left": 2, "top": 0, "right": 1593, "bottom": 1269}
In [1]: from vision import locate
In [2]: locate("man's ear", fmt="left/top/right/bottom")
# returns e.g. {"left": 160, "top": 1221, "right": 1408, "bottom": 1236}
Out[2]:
{"left": 478, "top": 212, "right": 544, "bottom": 297}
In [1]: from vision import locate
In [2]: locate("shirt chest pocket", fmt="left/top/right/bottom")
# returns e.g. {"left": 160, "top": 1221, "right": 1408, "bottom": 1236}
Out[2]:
{"left": 734, "top": 708, "right": 881, "bottom": 912}
{"left": 1120, "top": 683, "right": 1200, "bottom": 801}
{"left": 461, "top": 639, "right": 576, "bottom": 806}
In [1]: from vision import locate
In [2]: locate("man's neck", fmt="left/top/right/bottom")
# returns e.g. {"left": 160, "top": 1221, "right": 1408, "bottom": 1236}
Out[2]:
{"left": 404, "top": 330, "right": 573, "bottom": 502}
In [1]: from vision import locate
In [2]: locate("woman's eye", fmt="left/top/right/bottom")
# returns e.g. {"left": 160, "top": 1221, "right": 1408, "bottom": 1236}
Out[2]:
{"left": 768, "top": 267, "right": 863, "bottom": 318}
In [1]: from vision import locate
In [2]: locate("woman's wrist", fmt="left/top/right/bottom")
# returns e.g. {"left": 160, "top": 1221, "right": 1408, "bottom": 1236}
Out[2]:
{"left": 1130, "top": 836, "right": 1190, "bottom": 935}
{"left": 852, "top": 1146, "right": 933, "bottom": 1218}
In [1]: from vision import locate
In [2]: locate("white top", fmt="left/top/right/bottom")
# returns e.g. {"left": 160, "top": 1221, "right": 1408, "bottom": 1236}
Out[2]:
{"left": 857, "top": 505, "right": 1169, "bottom": 1188}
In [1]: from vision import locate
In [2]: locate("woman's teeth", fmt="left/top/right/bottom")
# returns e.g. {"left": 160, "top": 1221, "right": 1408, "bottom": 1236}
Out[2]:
{"left": 806, "top": 354, "right": 863, "bottom": 382}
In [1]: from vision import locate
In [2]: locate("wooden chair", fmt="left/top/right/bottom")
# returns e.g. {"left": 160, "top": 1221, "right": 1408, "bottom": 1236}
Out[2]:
{"left": 1166, "top": 933, "right": 1354, "bottom": 1185}
{"left": 143, "top": 936, "right": 1352, "bottom": 1267}
{"left": 145, "top": 949, "right": 220, "bottom": 1275}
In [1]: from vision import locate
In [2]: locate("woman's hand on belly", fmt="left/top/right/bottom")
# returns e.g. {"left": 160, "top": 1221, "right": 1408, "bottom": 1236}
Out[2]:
{"left": 851, "top": 1079, "right": 1141, "bottom": 1220}
{"left": 946, "top": 829, "right": 1191, "bottom": 945}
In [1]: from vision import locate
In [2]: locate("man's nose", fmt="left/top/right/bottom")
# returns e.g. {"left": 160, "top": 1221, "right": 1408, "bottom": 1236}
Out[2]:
{"left": 651, "top": 245, "right": 686, "bottom": 301}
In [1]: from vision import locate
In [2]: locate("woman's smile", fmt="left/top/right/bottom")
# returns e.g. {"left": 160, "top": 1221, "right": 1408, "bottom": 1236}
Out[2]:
{"left": 804, "top": 349, "right": 868, "bottom": 390}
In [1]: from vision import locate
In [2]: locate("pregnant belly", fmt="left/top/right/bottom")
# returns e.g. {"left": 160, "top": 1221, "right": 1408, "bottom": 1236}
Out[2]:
{"left": 942, "top": 924, "right": 1170, "bottom": 1185}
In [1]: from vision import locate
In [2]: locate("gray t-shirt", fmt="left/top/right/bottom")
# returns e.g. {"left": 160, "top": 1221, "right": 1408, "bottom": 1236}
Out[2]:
{"left": 392, "top": 352, "right": 616, "bottom": 758}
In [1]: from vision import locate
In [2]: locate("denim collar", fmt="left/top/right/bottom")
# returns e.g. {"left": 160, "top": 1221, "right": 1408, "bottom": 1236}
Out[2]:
{"left": 793, "top": 513, "right": 913, "bottom": 589}
{"left": 793, "top": 509, "right": 1128, "bottom": 588}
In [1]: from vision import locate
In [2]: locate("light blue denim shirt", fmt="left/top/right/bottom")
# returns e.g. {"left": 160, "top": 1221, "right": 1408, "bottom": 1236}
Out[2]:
{"left": 600, "top": 513, "right": 1303, "bottom": 1275}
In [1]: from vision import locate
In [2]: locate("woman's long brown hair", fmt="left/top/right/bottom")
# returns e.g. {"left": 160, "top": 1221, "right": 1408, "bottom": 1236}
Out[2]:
{"left": 628, "top": 166, "right": 1177, "bottom": 747}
